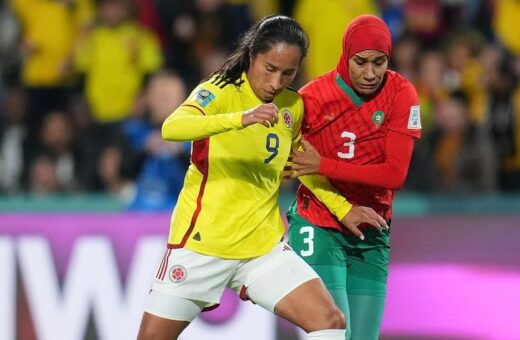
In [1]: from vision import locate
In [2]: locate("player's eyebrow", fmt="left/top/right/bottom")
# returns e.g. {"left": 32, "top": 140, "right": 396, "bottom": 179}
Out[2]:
{"left": 352, "top": 54, "right": 387, "bottom": 62}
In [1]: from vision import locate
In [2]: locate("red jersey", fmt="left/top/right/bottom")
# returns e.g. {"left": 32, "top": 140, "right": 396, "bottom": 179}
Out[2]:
{"left": 297, "top": 70, "right": 421, "bottom": 230}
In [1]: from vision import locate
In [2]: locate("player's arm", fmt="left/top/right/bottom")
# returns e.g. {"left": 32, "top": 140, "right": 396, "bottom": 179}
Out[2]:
{"left": 291, "top": 134, "right": 388, "bottom": 239}
{"left": 297, "top": 169, "right": 388, "bottom": 240}
{"left": 162, "top": 83, "right": 279, "bottom": 141}
{"left": 162, "top": 105, "right": 243, "bottom": 141}
{"left": 293, "top": 132, "right": 415, "bottom": 189}
{"left": 291, "top": 83, "right": 420, "bottom": 189}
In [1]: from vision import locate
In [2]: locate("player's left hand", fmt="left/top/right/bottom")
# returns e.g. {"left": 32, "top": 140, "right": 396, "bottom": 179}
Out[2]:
{"left": 340, "top": 206, "right": 389, "bottom": 241}
{"left": 287, "top": 139, "right": 321, "bottom": 178}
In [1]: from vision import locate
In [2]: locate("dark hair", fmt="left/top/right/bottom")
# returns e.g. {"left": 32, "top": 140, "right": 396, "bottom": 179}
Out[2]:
{"left": 212, "top": 15, "right": 309, "bottom": 86}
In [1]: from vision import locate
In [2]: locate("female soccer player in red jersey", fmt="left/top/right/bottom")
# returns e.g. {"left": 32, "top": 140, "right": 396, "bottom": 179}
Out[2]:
{"left": 137, "top": 15, "right": 387, "bottom": 340}
{"left": 287, "top": 15, "right": 421, "bottom": 340}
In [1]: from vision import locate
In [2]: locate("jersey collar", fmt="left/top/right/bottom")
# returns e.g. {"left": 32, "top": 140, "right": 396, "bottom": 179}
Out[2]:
{"left": 335, "top": 73, "right": 364, "bottom": 107}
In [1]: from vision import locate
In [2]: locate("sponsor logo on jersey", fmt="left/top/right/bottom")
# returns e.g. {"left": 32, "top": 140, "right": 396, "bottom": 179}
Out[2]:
{"left": 194, "top": 88, "right": 216, "bottom": 107}
{"left": 324, "top": 113, "right": 335, "bottom": 121}
{"left": 169, "top": 265, "right": 187, "bottom": 283}
{"left": 407, "top": 105, "right": 421, "bottom": 129}
{"left": 372, "top": 110, "right": 385, "bottom": 128}
{"left": 282, "top": 109, "right": 293, "bottom": 128}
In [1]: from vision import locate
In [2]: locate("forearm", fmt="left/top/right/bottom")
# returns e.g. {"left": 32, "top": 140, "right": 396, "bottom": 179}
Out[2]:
{"left": 319, "top": 131, "right": 414, "bottom": 189}
{"left": 298, "top": 175, "right": 352, "bottom": 220}
{"left": 162, "top": 106, "right": 243, "bottom": 141}
{"left": 319, "top": 158, "right": 407, "bottom": 189}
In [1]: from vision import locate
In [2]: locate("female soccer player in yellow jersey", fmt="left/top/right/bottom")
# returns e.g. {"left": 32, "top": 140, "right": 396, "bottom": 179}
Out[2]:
{"left": 137, "top": 15, "right": 387, "bottom": 340}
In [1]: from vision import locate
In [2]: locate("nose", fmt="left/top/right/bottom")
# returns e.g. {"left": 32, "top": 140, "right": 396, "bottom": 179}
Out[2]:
{"left": 270, "top": 73, "right": 283, "bottom": 91}
{"left": 364, "top": 65, "right": 376, "bottom": 80}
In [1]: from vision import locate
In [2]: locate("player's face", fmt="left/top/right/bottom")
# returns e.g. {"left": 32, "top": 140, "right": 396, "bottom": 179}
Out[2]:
{"left": 247, "top": 43, "right": 301, "bottom": 102}
{"left": 348, "top": 50, "right": 388, "bottom": 96}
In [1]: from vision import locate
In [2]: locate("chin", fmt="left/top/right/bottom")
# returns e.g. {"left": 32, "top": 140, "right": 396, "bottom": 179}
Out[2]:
{"left": 356, "top": 87, "right": 377, "bottom": 96}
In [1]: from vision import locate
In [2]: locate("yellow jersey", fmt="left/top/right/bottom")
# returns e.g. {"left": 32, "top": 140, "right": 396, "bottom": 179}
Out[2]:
{"left": 75, "top": 22, "right": 162, "bottom": 122}
{"left": 162, "top": 72, "right": 350, "bottom": 259}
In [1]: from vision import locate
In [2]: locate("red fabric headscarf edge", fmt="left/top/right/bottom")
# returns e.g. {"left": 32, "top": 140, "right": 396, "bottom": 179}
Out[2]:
{"left": 336, "top": 14, "right": 392, "bottom": 87}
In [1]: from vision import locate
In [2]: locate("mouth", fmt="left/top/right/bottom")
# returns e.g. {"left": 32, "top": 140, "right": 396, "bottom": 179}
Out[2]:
{"left": 264, "top": 90, "right": 277, "bottom": 99}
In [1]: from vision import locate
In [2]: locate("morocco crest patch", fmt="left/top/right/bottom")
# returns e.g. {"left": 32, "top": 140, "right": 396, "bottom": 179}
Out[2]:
{"left": 372, "top": 110, "right": 385, "bottom": 128}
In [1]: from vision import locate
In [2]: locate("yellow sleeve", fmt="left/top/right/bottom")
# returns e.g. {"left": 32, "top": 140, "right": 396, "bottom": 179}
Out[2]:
{"left": 291, "top": 124, "right": 351, "bottom": 220}
{"left": 298, "top": 175, "right": 352, "bottom": 220}
{"left": 162, "top": 107, "right": 243, "bottom": 141}
{"left": 162, "top": 82, "right": 243, "bottom": 141}
{"left": 289, "top": 96, "right": 351, "bottom": 219}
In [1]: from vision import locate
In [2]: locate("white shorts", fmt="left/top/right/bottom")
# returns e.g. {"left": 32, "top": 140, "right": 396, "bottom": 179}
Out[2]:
{"left": 145, "top": 242, "right": 319, "bottom": 320}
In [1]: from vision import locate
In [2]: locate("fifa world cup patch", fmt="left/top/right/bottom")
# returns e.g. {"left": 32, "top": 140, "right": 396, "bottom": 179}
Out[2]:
{"left": 282, "top": 109, "right": 293, "bottom": 128}
{"left": 169, "top": 265, "right": 187, "bottom": 283}
{"left": 407, "top": 105, "right": 421, "bottom": 129}
{"left": 194, "top": 88, "right": 216, "bottom": 107}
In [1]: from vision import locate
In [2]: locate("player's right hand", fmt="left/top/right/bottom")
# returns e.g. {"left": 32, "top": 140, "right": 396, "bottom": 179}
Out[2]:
{"left": 242, "top": 103, "right": 279, "bottom": 128}
{"left": 340, "top": 206, "right": 388, "bottom": 240}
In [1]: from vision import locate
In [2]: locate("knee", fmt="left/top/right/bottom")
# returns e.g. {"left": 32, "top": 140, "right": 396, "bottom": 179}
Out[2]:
{"left": 309, "top": 305, "right": 346, "bottom": 331}
{"left": 325, "top": 306, "right": 346, "bottom": 329}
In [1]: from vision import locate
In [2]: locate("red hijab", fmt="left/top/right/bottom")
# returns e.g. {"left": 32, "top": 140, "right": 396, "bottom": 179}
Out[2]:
{"left": 336, "top": 15, "right": 392, "bottom": 87}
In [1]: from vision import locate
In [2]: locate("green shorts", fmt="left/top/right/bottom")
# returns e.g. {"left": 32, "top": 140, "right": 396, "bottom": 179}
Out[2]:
{"left": 287, "top": 202, "right": 391, "bottom": 297}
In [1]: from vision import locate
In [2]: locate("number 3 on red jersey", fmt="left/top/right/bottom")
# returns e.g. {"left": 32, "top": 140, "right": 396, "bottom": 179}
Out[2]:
{"left": 338, "top": 131, "right": 356, "bottom": 159}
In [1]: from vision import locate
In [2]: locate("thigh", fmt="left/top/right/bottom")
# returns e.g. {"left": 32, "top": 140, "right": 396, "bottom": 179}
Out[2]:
{"left": 288, "top": 213, "right": 351, "bottom": 333}
{"left": 345, "top": 228, "right": 390, "bottom": 297}
{"left": 287, "top": 210, "right": 349, "bottom": 295}
{"left": 229, "top": 243, "right": 319, "bottom": 312}
{"left": 230, "top": 243, "right": 344, "bottom": 332}
{"left": 138, "top": 292, "right": 204, "bottom": 340}
{"left": 287, "top": 207, "right": 346, "bottom": 262}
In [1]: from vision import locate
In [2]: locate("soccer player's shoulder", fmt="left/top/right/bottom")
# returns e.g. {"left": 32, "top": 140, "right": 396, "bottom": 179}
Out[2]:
{"left": 386, "top": 70, "right": 416, "bottom": 94}
{"left": 278, "top": 85, "right": 303, "bottom": 107}
{"left": 185, "top": 75, "right": 232, "bottom": 109}
{"left": 299, "top": 71, "right": 334, "bottom": 94}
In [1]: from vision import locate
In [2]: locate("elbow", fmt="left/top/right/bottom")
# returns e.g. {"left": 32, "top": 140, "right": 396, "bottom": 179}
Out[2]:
{"left": 385, "top": 171, "right": 408, "bottom": 189}
{"left": 385, "top": 159, "right": 410, "bottom": 189}
{"left": 387, "top": 178, "right": 405, "bottom": 190}
{"left": 161, "top": 120, "right": 181, "bottom": 141}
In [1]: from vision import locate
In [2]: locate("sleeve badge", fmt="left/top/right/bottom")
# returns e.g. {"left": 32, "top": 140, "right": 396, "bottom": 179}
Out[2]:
{"left": 193, "top": 88, "right": 216, "bottom": 108}
{"left": 407, "top": 105, "right": 421, "bottom": 130}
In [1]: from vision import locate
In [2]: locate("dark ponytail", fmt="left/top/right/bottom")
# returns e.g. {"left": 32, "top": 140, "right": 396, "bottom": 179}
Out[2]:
{"left": 212, "top": 15, "right": 308, "bottom": 86}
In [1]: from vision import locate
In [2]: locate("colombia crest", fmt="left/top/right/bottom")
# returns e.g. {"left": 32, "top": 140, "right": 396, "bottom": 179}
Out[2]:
{"left": 169, "top": 265, "right": 187, "bottom": 283}
{"left": 282, "top": 109, "right": 293, "bottom": 128}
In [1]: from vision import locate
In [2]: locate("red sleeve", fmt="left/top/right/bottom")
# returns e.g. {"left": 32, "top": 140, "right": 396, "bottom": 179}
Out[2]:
{"left": 319, "top": 130, "right": 414, "bottom": 189}
{"left": 388, "top": 80, "right": 422, "bottom": 139}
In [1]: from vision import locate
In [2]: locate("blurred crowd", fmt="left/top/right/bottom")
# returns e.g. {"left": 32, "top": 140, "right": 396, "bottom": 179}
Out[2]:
{"left": 0, "top": 0, "right": 519, "bottom": 211}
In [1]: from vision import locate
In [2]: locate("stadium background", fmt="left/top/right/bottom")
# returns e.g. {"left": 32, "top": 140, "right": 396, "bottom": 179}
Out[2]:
{"left": 1, "top": 0, "right": 520, "bottom": 339}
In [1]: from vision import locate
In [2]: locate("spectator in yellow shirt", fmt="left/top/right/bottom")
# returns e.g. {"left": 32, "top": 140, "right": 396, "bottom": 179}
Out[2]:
{"left": 12, "top": 0, "right": 94, "bottom": 136}
{"left": 75, "top": 0, "right": 162, "bottom": 124}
